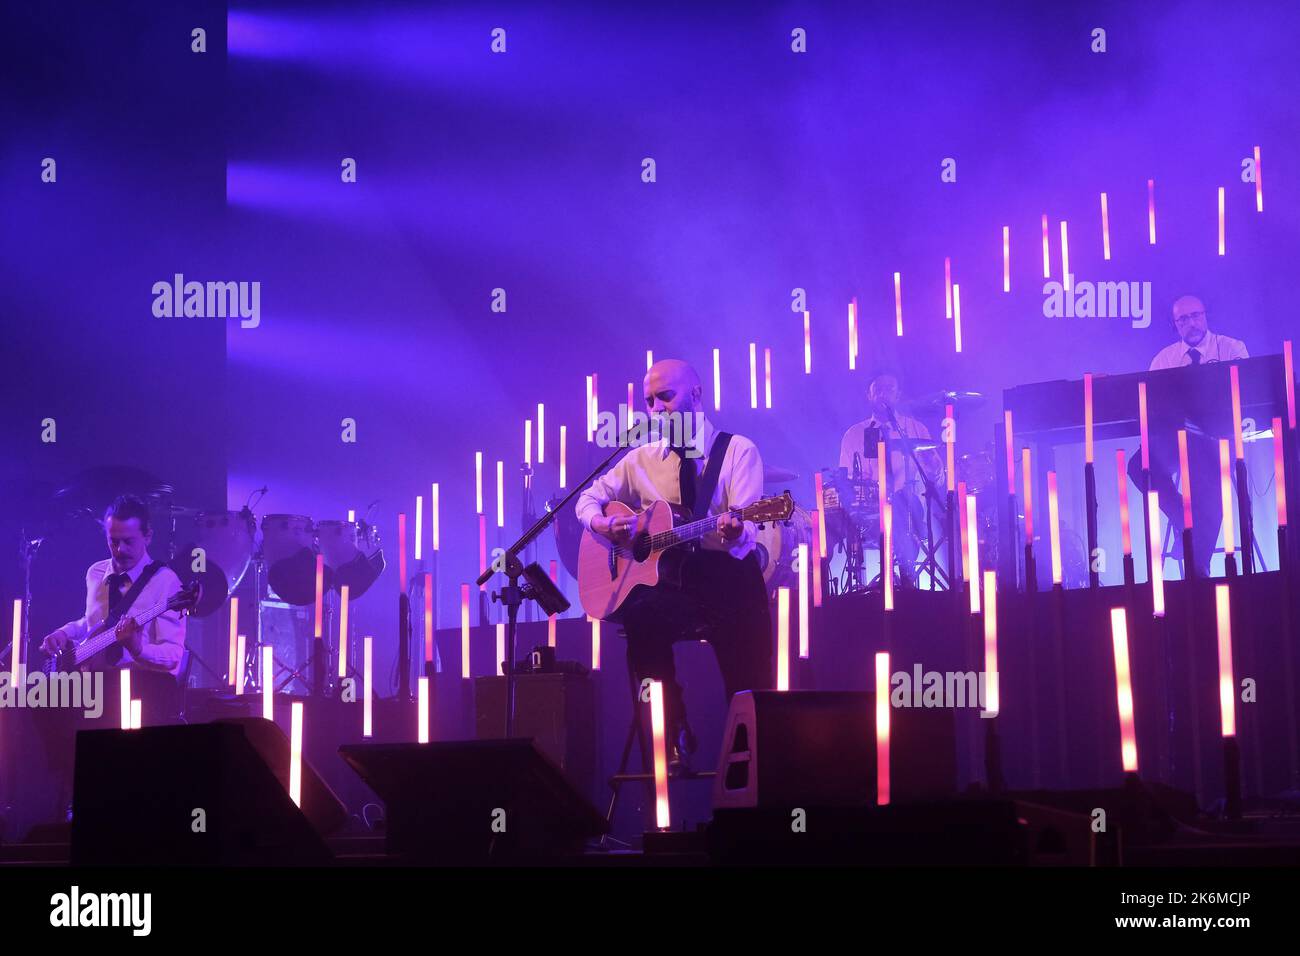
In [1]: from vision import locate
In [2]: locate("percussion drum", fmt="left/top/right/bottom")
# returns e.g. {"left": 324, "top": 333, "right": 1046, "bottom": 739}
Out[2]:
{"left": 956, "top": 452, "right": 996, "bottom": 496}
{"left": 169, "top": 509, "right": 255, "bottom": 617}
{"left": 261, "top": 514, "right": 317, "bottom": 606}
{"left": 754, "top": 505, "right": 814, "bottom": 591}
{"left": 318, "top": 518, "right": 385, "bottom": 598}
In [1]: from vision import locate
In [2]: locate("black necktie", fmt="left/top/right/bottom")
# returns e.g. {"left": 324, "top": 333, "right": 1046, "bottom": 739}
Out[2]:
{"left": 674, "top": 447, "right": 696, "bottom": 513}
{"left": 105, "top": 572, "right": 129, "bottom": 665}
{"left": 1188, "top": 348, "right": 1202, "bottom": 365}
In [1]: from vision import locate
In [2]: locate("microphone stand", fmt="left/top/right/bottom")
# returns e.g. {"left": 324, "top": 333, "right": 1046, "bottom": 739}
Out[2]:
{"left": 477, "top": 437, "right": 631, "bottom": 736}
{"left": 885, "top": 404, "right": 947, "bottom": 591}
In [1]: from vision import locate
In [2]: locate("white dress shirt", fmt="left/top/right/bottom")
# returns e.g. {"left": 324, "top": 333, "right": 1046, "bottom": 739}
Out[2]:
{"left": 839, "top": 411, "right": 937, "bottom": 495}
{"left": 59, "top": 553, "right": 186, "bottom": 676}
{"left": 1149, "top": 330, "right": 1249, "bottom": 370}
{"left": 575, "top": 417, "right": 765, "bottom": 559}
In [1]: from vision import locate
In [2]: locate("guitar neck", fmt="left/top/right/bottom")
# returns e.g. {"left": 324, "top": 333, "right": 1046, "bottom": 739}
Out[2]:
{"left": 73, "top": 595, "right": 172, "bottom": 667}
{"left": 649, "top": 507, "right": 745, "bottom": 552}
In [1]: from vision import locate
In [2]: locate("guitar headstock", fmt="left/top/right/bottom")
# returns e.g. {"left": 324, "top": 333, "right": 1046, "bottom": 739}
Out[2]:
{"left": 170, "top": 580, "right": 203, "bottom": 617}
{"left": 742, "top": 491, "right": 795, "bottom": 525}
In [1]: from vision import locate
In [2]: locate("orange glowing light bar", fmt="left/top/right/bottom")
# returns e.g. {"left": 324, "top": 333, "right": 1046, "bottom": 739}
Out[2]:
{"left": 548, "top": 559, "right": 558, "bottom": 648}
{"left": 460, "top": 583, "right": 471, "bottom": 679}
{"left": 477, "top": 514, "right": 487, "bottom": 590}
{"left": 338, "top": 584, "right": 351, "bottom": 677}
{"left": 130, "top": 699, "right": 141, "bottom": 730}
{"left": 797, "top": 542, "right": 810, "bottom": 658}
{"left": 883, "top": 502, "right": 894, "bottom": 612}
{"left": 966, "top": 494, "right": 980, "bottom": 614}
{"left": 1286, "top": 341, "right": 1296, "bottom": 429}
{"left": 1084, "top": 372, "right": 1094, "bottom": 463}
{"left": 262, "top": 645, "right": 273, "bottom": 720}
{"left": 626, "top": 382, "right": 634, "bottom": 426}
{"left": 848, "top": 299, "right": 858, "bottom": 370}
{"left": 957, "top": 481, "right": 971, "bottom": 581}
{"left": 1100, "top": 192, "right": 1111, "bottom": 260}
{"left": 496, "top": 622, "right": 505, "bottom": 676}
{"left": 646, "top": 349, "right": 654, "bottom": 371}
{"left": 1255, "top": 146, "right": 1263, "bottom": 212}
{"left": 1002, "top": 227, "right": 1010, "bottom": 292}
{"left": 415, "top": 494, "right": 424, "bottom": 560}
{"left": 422, "top": 576, "right": 432, "bottom": 663}
{"left": 1217, "top": 186, "right": 1226, "bottom": 256}
{"left": 475, "top": 451, "right": 483, "bottom": 513}
{"left": 1275, "top": 417, "right": 1288, "bottom": 527}
{"left": 777, "top": 586, "right": 791, "bottom": 690}
{"left": 1040, "top": 214, "right": 1050, "bottom": 278}
{"left": 120, "top": 669, "right": 131, "bottom": 730}
{"left": 585, "top": 375, "right": 594, "bottom": 441}
{"left": 591, "top": 616, "right": 601, "bottom": 671}
{"left": 944, "top": 256, "right": 953, "bottom": 318}
{"left": 875, "top": 651, "right": 890, "bottom": 806}
{"left": 289, "top": 701, "right": 303, "bottom": 806}
{"left": 749, "top": 342, "right": 758, "bottom": 409}
{"left": 1178, "top": 429, "right": 1193, "bottom": 529}
{"left": 559, "top": 426, "right": 568, "bottom": 488}
{"left": 1215, "top": 584, "right": 1235, "bottom": 736}
{"left": 983, "top": 570, "right": 999, "bottom": 718}
{"left": 227, "top": 596, "right": 239, "bottom": 686}
{"left": 877, "top": 440, "right": 888, "bottom": 513}
{"left": 1060, "top": 220, "right": 1071, "bottom": 292}
{"left": 1004, "top": 410, "right": 1015, "bottom": 489}
{"left": 314, "top": 553, "right": 325, "bottom": 637}
{"left": 1148, "top": 179, "right": 1157, "bottom": 244}
{"left": 495, "top": 460, "right": 504, "bottom": 529}
{"left": 1219, "top": 439, "right": 1235, "bottom": 556}
{"left": 894, "top": 271, "right": 904, "bottom": 335}
{"left": 9, "top": 598, "right": 20, "bottom": 685}
{"left": 1048, "top": 471, "right": 1063, "bottom": 585}
{"left": 1147, "top": 490, "right": 1165, "bottom": 616}
{"left": 814, "top": 472, "right": 827, "bottom": 547}
{"left": 764, "top": 347, "right": 773, "bottom": 408}
{"left": 1139, "top": 382, "right": 1150, "bottom": 470}
{"left": 1110, "top": 607, "right": 1138, "bottom": 772}
{"left": 811, "top": 508, "right": 824, "bottom": 608}
{"left": 537, "top": 403, "right": 545, "bottom": 463}
{"left": 712, "top": 348, "right": 721, "bottom": 410}
{"left": 803, "top": 311, "right": 811, "bottom": 374}
{"left": 1022, "top": 447, "right": 1034, "bottom": 540}
{"left": 431, "top": 483, "right": 440, "bottom": 551}
{"left": 946, "top": 403, "right": 956, "bottom": 492}
{"left": 952, "top": 283, "right": 963, "bottom": 353}
{"left": 1230, "top": 365, "right": 1244, "bottom": 460}
{"left": 649, "top": 680, "right": 670, "bottom": 828}
{"left": 525, "top": 419, "right": 532, "bottom": 468}
{"left": 363, "top": 636, "right": 373, "bottom": 737}
{"left": 235, "top": 633, "right": 246, "bottom": 695}
{"left": 417, "top": 677, "right": 429, "bottom": 744}
{"left": 398, "top": 513, "right": 408, "bottom": 595}
{"left": 1117, "top": 450, "right": 1132, "bottom": 556}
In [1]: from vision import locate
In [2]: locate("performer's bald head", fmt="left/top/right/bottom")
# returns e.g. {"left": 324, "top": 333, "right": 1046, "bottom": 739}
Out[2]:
{"left": 644, "top": 359, "right": 703, "bottom": 416}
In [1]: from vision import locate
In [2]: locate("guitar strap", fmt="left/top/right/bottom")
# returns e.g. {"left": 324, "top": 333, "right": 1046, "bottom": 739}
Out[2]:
{"left": 106, "top": 561, "right": 166, "bottom": 629}
{"left": 692, "top": 432, "right": 733, "bottom": 522}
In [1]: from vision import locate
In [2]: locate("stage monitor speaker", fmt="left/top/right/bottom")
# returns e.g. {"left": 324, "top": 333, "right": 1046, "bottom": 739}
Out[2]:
{"left": 214, "top": 717, "right": 348, "bottom": 835}
{"left": 71, "top": 722, "right": 332, "bottom": 865}
{"left": 339, "top": 739, "right": 607, "bottom": 863}
{"left": 712, "top": 690, "right": 956, "bottom": 809}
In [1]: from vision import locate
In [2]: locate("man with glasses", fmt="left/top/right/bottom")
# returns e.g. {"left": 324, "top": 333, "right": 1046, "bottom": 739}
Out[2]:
{"left": 1129, "top": 295, "right": 1249, "bottom": 576}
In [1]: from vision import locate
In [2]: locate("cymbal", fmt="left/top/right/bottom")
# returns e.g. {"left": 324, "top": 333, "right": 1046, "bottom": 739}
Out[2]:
{"left": 52, "top": 466, "right": 175, "bottom": 519}
{"left": 763, "top": 464, "right": 800, "bottom": 484}
{"left": 905, "top": 390, "right": 986, "bottom": 412}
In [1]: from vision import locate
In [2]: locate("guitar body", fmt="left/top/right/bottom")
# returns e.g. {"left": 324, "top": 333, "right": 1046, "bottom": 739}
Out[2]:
{"left": 577, "top": 500, "right": 686, "bottom": 621}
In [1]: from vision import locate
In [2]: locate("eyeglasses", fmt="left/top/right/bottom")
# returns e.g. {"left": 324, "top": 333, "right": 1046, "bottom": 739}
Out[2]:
{"left": 1173, "top": 311, "right": 1205, "bottom": 325}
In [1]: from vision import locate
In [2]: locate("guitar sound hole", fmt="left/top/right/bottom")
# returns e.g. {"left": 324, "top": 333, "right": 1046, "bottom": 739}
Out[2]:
{"left": 630, "top": 533, "right": 652, "bottom": 562}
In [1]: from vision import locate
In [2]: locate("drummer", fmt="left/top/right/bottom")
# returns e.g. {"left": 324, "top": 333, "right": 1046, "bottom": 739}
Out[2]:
{"left": 838, "top": 373, "right": 943, "bottom": 585}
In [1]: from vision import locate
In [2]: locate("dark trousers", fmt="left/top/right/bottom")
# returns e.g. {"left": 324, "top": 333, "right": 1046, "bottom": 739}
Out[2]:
{"left": 1127, "top": 425, "right": 1224, "bottom": 576}
{"left": 618, "top": 550, "right": 772, "bottom": 733}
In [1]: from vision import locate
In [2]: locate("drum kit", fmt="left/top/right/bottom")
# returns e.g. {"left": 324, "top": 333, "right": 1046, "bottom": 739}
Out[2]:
{"left": 6, "top": 467, "right": 386, "bottom": 693}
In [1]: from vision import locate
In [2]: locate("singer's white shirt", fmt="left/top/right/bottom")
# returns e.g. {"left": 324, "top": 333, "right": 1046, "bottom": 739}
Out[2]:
{"left": 574, "top": 417, "right": 764, "bottom": 559}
